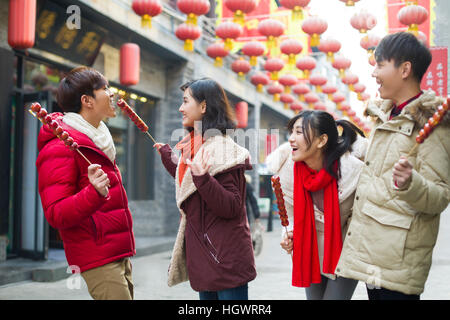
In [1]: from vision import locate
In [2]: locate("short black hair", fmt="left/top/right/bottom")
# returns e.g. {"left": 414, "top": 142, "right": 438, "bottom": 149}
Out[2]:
{"left": 57, "top": 66, "right": 108, "bottom": 113}
{"left": 374, "top": 32, "right": 432, "bottom": 82}
{"left": 180, "top": 78, "right": 236, "bottom": 136}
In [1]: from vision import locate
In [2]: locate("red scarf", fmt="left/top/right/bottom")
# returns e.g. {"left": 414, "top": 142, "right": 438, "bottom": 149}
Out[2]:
{"left": 175, "top": 131, "right": 204, "bottom": 186}
{"left": 292, "top": 161, "right": 342, "bottom": 287}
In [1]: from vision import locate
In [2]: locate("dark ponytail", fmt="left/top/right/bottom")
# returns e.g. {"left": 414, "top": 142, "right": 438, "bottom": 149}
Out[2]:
{"left": 287, "top": 111, "right": 365, "bottom": 180}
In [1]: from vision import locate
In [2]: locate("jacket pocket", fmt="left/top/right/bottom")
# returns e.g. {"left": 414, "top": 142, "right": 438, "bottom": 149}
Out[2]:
{"left": 358, "top": 200, "right": 413, "bottom": 269}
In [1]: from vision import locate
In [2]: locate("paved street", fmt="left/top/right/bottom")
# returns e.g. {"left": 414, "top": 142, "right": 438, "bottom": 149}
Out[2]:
{"left": 1, "top": 205, "right": 449, "bottom": 300}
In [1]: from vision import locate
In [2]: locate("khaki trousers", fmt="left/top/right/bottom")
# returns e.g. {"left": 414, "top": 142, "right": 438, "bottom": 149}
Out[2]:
{"left": 81, "top": 258, "right": 133, "bottom": 300}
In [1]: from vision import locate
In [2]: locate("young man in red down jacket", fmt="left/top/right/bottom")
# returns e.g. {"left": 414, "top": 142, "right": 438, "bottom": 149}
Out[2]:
{"left": 36, "top": 66, "right": 135, "bottom": 300}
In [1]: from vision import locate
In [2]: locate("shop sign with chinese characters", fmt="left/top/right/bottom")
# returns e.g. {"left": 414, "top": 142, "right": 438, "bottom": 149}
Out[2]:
{"left": 35, "top": 0, "right": 107, "bottom": 66}
{"left": 421, "top": 47, "right": 448, "bottom": 98}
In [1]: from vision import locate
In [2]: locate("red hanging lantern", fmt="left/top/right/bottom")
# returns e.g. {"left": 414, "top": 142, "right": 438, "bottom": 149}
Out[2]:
{"left": 280, "top": 0, "right": 311, "bottom": 21}
{"left": 279, "top": 74, "right": 298, "bottom": 93}
{"left": 258, "top": 19, "right": 286, "bottom": 51}
{"left": 224, "top": 0, "right": 257, "bottom": 25}
{"left": 314, "top": 101, "right": 327, "bottom": 111}
{"left": 281, "top": 93, "right": 295, "bottom": 109}
{"left": 290, "top": 100, "right": 304, "bottom": 114}
{"left": 352, "top": 116, "right": 362, "bottom": 126}
{"left": 251, "top": 72, "right": 270, "bottom": 92}
{"left": 397, "top": 4, "right": 428, "bottom": 35}
{"left": 8, "top": 0, "right": 37, "bottom": 50}
{"left": 350, "top": 11, "right": 377, "bottom": 33}
{"left": 332, "top": 92, "right": 346, "bottom": 109}
{"left": 264, "top": 58, "right": 285, "bottom": 81}
{"left": 322, "top": 83, "right": 338, "bottom": 99}
{"left": 267, "top": 82, "right": 284, "bottom": 101}
{"left": 304, "top": 92, "right": 319, "bottom": 108}
{"left": 177, "top": 0, "right": 210, "bottom": 25}
{"left": 342, "top": 72, "right": 359, "bottom": 91}
{"left": 353, "top": 82, "right": 366, "bottom": 100}
{"left": 120, "top": 43, "right": 140, "bottom": 86}
{"left": 206, "top": 42, "right": 229, "bottom": 67}
{"left": 292, "top": 83, "right": 310, "bottom": 101}
{"left": 332, "top": 55, "right": 352, "bottom": 78}
{"left": 175, "top": 23, "right": 201, "bottom": 51}
{"left": 231, "top": 58, "right": 251, "bottom": 79}
{"left": 339, "top": 101, "right": 351, "bottom": 113}
{"left": 132, "top": 0, "right": 162, "bottom": 28}
{"left": 360, "top": 92, "right": 370, "bottom": 101}
{"left": 296, "top": 56, "right": 316, "bottom": 79}
{"left": 216, "top": 21, "right": 243, "bottom": 51}
{"left": 339, "top": 0, "right": 360, "bottom": 6}
{"left": 347, "top": 109, "right": 356, "bottom": 117}
{"left": 235, "top": 101, "right": 248, "bottom": 128}
{"left": 318, "top": 38, "right": 341, "bottom": 62}
{"left": 309, "top": 73, "right": 327, "bottom": 92}
{"left": 301, "top": 16, "right": 328, "bottom": 47}
{"left": 360, "top": 33, "right": 381, "bottom": 54}
{"left": 242, "top": 41, "right": 265, "bottom": 66}
{"left": 280, "top": 39, "right": 303, "bottom": 67}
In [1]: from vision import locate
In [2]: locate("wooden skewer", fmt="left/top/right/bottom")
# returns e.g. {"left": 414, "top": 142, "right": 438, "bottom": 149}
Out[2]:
{"left": 28, "top": 109, "right": 92, "bottom": 165}
{"left": 145, "top": 131, "right": 157, "bottom": 144}
{"left": 406, "top": 143, "right": 419, "bottom": 158}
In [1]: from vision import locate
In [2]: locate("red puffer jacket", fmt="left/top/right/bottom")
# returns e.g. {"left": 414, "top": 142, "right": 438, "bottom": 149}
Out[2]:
{"left": 36, "top": 113, "right": 135, "bottom": 272}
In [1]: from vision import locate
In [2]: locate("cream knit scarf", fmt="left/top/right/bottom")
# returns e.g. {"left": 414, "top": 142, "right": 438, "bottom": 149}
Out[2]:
{"left": 63, "top": 112, "right": 116, "bottom": 163}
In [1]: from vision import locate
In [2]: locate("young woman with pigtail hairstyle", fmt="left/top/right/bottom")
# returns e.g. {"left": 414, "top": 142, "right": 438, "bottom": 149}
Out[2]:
{"left": 280, "top": 110, "right": 368, "bottom": 300}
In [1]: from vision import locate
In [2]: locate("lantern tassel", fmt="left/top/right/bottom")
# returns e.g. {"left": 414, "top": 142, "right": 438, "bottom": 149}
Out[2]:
{"left": 186, "top": 13, "right": 197, "bottom": 25}
{"left": 233, "top": 10, "right": 245, "bottom": 26}
{"left": 214, "top": 57, "right": 223, "bottom": 67}
{"left": 141, "top": 15, "right": 152, "bottom": 28}
{"left": 184, "top": 39, "right": 194, "bottom": 51}
{"left": 292, "top": 7, "right": 303, "bottom": 21}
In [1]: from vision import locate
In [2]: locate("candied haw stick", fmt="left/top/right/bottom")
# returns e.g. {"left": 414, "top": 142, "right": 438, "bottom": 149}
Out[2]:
{"left": 407, "top": 98, "right": 449, "bottom": 157}
{"left": 271, "top": 175, "right": 293, "bottom": 259}
{"left": 28, "top": 103, "right": 92, "bottom": 165}
{"left": 117, "top": 98, "right": 157, "bottom": 144}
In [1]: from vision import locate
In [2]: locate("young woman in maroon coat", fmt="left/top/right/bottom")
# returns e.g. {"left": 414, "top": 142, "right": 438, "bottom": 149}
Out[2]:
{"left": 154, "top": 78, "right": 256, "bottom": 300}
{"left": 36, "top": 67, "right": 135, "bottom": 300}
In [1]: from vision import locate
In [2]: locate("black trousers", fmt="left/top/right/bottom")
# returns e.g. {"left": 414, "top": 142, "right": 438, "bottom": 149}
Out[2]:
{"left": 366, "top": 285, "right": 420, "bottom": 300}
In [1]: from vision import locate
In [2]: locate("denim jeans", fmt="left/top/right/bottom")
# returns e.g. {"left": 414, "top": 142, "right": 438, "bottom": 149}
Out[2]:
{"left": 199, "top": 283, "right": 248, "bottom": 300}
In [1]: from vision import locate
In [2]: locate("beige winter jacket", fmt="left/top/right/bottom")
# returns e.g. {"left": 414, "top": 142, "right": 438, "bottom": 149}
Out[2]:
{"left": 336, "top": 90, "right": 450, "bottom": 295}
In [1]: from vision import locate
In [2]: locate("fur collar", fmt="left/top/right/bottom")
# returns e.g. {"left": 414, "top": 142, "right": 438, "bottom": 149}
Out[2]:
{"left": 364, "top": 90, "right": 448, "bottom": 127}
{"left": 175, "top": 134, "right": 250, "bottom": 210}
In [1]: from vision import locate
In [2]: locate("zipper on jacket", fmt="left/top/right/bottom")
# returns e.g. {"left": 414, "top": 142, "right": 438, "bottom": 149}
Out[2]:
{"left": 204, "top": 233, "right": 220, "bottom": 264}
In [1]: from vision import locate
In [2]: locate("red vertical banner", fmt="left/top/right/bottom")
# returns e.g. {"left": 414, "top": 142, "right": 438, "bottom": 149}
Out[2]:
{"left": 421, "top": 47, "right": 448, "bottom": 97}
{"left": 265, "top": 133, "right": 278, "bottom": 157}
{"left": 386, "top": 0, "right": 431, "bottom": 46}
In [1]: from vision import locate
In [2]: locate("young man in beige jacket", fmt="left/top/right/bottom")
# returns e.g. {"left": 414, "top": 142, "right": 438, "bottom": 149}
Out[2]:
{"left": 335, "top": 32, "right": 450, "bottom": 300}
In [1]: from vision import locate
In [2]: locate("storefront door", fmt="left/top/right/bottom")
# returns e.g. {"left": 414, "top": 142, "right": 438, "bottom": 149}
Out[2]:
{"left": 12, "top": 91, "right": 52, "bottom": 260}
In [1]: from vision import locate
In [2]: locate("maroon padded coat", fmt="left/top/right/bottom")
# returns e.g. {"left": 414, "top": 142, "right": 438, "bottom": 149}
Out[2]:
{"left": 36, "top": 113, "right": 135, "bottom": 272}
{"left": 160, "top": 142, "right": 256, "bottom": 292}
